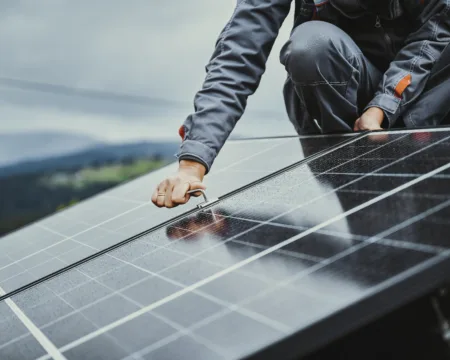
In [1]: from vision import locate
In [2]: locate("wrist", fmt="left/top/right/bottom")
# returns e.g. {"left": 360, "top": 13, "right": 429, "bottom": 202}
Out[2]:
{"left": 179, "top": 159, "right": 206, "bottom": 178}
{"left": 366, "top": 107, "right": 385, "bottom": 124}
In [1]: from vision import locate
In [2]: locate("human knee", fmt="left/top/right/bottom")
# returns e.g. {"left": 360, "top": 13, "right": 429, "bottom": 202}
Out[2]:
{"left": 281, "top": 21, "right": 353, "bottom": 83}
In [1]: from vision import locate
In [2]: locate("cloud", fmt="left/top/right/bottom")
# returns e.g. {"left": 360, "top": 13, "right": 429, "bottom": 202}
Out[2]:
{"left": 0, "top": 1, "right": 296, "bottom": 140}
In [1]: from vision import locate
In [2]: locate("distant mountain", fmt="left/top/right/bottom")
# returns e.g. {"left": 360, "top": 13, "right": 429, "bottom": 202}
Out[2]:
{"left": 0, "top": 131, "right": 103, "bottom": 167}
{"left": 0, "top": 140, "right": 180, "bottom": 178}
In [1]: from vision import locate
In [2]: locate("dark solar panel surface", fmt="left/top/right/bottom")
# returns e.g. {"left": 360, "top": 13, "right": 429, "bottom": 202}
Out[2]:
{"left": 1, "top": 129, "right": 450, "bottom": 360}
{"left": 0, "top": 134, "right": 351, "bottom": 296}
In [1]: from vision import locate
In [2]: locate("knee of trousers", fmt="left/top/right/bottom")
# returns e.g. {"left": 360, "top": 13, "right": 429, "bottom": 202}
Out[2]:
{"left": 281, "top": 21, "right": 361, "bottom": 84}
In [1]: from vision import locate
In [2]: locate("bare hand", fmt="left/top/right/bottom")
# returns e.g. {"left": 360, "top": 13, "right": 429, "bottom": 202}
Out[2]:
{"left": 152, "top": 160, "right": 207, "bottom": 208}
{"left": 354, "top": 107, "right": 385, "bottom": 132}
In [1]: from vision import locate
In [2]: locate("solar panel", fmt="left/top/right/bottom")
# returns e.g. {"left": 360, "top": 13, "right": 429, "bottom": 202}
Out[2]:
{"left": 0, "top": 128, "right": 449, "bottom": 359}
{"left": 0, "top": 135, "right": 351, "bottom": 295}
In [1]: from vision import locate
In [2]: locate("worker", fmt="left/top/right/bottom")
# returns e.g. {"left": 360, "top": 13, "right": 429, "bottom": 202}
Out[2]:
{"left": 152, "top": 0, "right": 450, "bottom": 208}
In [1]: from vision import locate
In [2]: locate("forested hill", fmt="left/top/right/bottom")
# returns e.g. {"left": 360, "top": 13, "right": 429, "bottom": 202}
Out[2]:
{"left": 0, "top": 141, "right": 179, "bottom": 178}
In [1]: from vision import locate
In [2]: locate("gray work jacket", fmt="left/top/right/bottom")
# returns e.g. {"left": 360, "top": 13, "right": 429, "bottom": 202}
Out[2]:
{"left": 177, "top": 0, "right": 450, "bottom": 173}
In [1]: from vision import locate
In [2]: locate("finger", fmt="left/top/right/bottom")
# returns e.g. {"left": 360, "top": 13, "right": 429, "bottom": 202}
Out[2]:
{"left": 188, "top": 181, "right": 207, "bottom": 197}
{"left": 151, "top": 187, "right": 159, "bottom": 205}
{"left": 172, "top": 181, "right": 191, "bottom": 205}
{"left": 353, "top": 119, "right": 361, "bottom": 132}
{"left": 164, "top": 182, "right": 175, "bottom": 208}
{"left": 156, "top": 180, "right": 169, "bottom": 207}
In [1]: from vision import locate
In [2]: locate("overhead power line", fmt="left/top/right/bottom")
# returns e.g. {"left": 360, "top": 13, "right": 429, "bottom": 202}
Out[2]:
{"left": 0, "top": 76, "right": 286, "bottom": 117}
{"left": 0, "top": 76, "right": 190, "bottom": 108}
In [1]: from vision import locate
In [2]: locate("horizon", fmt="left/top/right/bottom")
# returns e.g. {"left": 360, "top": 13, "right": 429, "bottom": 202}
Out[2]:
{"left": 0, "top": 1, "right": 296, "bottom": 147}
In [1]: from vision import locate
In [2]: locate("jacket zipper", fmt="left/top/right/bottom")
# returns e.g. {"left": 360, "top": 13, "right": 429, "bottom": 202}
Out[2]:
{"left": 375, "top": 15, "right": 395, "bottom": 58}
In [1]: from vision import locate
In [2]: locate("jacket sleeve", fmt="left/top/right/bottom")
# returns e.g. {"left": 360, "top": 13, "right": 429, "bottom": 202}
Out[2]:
{"left": 177, "top": 0, "right": 292, "bottom": 173}
{"left": 365, "top": 0, "right": 450, "bottom": 127}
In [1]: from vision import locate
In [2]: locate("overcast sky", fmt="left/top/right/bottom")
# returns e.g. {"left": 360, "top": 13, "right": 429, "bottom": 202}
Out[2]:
{"left": 0, "top": 0, "right": 296, "bottom": 142}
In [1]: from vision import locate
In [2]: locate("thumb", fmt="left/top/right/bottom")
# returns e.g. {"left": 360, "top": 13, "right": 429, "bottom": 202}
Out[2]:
{"left": 353, "top": 119, "right": 360, "bottom": 132}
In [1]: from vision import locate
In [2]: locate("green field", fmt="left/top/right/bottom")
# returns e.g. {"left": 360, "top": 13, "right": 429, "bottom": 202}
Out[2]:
{"left": 42, "top": 158, "right": 167, "bottom": 190}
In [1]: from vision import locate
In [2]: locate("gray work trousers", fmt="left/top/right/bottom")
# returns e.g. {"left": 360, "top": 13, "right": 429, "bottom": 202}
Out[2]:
{"left": 281, "top": 21, "right": 450, "bottom": 134}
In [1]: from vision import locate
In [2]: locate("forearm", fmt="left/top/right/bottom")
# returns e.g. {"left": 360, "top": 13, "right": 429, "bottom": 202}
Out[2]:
{"left": 177, "top": 0, "right": 292, "bottom": 173}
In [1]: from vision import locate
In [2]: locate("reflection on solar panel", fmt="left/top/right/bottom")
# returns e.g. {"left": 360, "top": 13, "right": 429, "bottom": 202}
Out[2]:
{"left": 0, "top": 134, "right": 352, "bottom": 295}
{"left": 1, "top": 130, "right": 450, "bottom": 360}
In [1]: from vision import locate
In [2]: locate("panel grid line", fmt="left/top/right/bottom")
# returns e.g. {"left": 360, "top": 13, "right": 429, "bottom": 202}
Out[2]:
{"left": 96, "top": 195, "right": 147, "bottom": 205}
{"left": 3, "top": 228, "right": 332, "bottom": 354}
{"left": 43, "top": 256, "right": 227, "bottom": 359}
{"left": 122, "top": 306, "right": 243, "bottom": 360}
{"left": 369, "top": 127, "right": 450, "bottom": 133}
{"left": 211, "top": 138, "right": 294, "bottom": 175}
{"left": 337, "top": 188, "right": 449, "bottom": 200}
{"left": 230, "top": 238, "right": 325, "bottom": 262}
{"left": 0, "top": 287, "right": 65, "bottom": 360}
{"left": 234, "top": 199, "right": 450, "bottom": 309}
{"left": 0, "top": 132, "right": 444, "bottom": 298}
{"left": 0, "top": 244, "right": 86, "bottom": 287}
{"left": 109, "top": 134, "right": 414, "bottom": 286}
{"left": 147, "top": 310, "right": 228, "bottom": 359}
{"left": 3, "top": 131, "right": 450, "bottom": 360}
{"left": 38, "top": 195, "right": 450, "bottom": 360}
{"left": 0, "top": 132, "right": 368, "bottom": 301}
{"left": 59, "top": 236, "right": 295, "bottom": 332}
{"left": 6, "top": 230, "right": 309, "bottom": 359}
{"left": 8, "top": 242, "right": 290, "bottom": 358}
{"left": 40, "top": 283, "right": 135, "bottom": 360}
{"left": 102, "top": 196, "right": 450, "bottom": 360}
{"left": 223, "top": 134, "right": 409, "bottom": 217}
{"left": 222, "top": 133, "right": 450, "bottom": 241}
{"left": 3, "top": 228, "right": 296, "bottom": 355}
{"left": 0, "top": 333, "right": 30, "bottom": 352}
{"left": 214, "top": 132, "right": 371, "bottom": 200}
{"left": 309, "top": 171, "right": 450, "bottom": 178}
{"left": 105, "top": 136, "right": 294, "bottom": 202}
{"left": 224, "top": 215, "right": 446, "bottom": 254}
{"left": 0, "top": 133, "right": 442, "bottom": 296}
{"left": 17, "top": 243, "right": 293, "bottom": 359}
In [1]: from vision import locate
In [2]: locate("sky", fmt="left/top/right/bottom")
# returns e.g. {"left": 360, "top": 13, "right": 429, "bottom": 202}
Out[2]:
{"left": 0, "top": 0, "right": 297, "bottom": 143}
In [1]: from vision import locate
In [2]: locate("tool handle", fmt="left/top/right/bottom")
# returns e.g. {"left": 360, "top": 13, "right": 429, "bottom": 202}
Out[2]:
{"left": 187, "top": 189, "right": 208, "bottom": 202}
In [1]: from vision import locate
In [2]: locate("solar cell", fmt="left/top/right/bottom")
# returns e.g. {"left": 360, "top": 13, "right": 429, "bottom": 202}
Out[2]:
{"left": 0, "top": 291, "right": 48, "bottom": 360}
{"left": 0, "top": 134, "right": 353, "bottom": 296}
{"left": 0, "top": 128, "right": 449, "bottom": 360}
